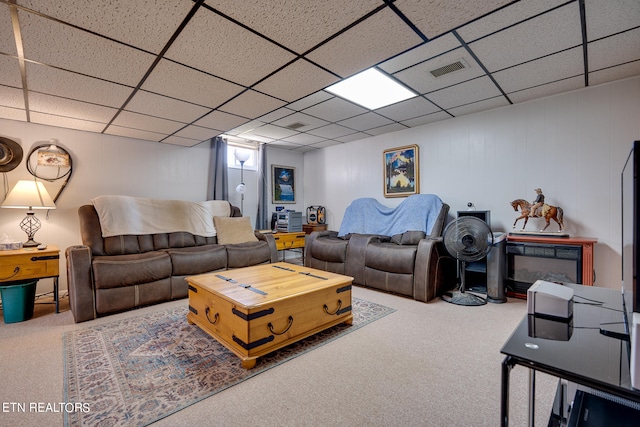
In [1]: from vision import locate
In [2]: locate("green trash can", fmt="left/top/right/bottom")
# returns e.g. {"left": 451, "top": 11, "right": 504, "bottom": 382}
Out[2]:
{"left": 0, "top": 280, "right": 37, "bottom": 324}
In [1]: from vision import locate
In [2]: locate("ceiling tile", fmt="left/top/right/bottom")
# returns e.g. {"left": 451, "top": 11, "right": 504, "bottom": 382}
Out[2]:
{"left": 307, "top": 123, "right": 355, "bottom": 139}
{"left": 365, "top": 122, "right": 408, "bottom": 136}
{"left": 165, "top": 7, "right": 296, "bottom": 86}
{"left": 427, "top": 76, "right": 503, "bottom": 110}
{"left": 257, "top": 108, "right": 295, "bottom": 123}
{"left": 0, "top": 5, "right": 17, "bottom": 55}
{"left": 378, "top": 34, "right": 461, "bottom": 74}
{"left": 141, "top": 59, "right": 245, "bottom": 109}
{"left": 126, "top": 90, "right": 210, "bottom": 124}
{"left": 286, "top": 91, "right": 333, "bottom": 111}
{"left": 393, "top": 47, "right": 483, "bottom": 94}
{"left": 205, "top": 0, "right": 381, "bottom": 54}
{"left": 589, "top": 62, "right": 640, "bottom": 86}
{"left": 162, "top": 135, "right": 204, "bottom": 147}
{"left": 220, "top": 90, "right": 287, "bottom": 119}
{"left": 588, "top": 29, "right": 640, "bottom": 72}
{"left": 173, "top": 125, "right": 219, "bottom": 141}
{"left": 401, "top": 111, "right": 452, "bottom": 127}
{"left": 26, "top": 63, "right": 133, "bottom": 108}
{"left": 457, "top": 0, "right": 567, "bottom": 42}
{"left": 29, "top": 92, "right": 117, "bottom": 123}
{"left": 195, "top": 110, "right": 250, "bottom": 132}
{"left": 271, "top": 112, "right": 329, "bottom": 131}
{"left": 493, "top": 47, "right": 584, "bottom": 93}
{"left": 265, "top": 140, "right": 302, "bottom": 150}
{"left": 251, "top": 124, "right": 298, "bottom": 139}
{"left": 468, "top": 2, "right": 582, "bottom": 72}
{"left": 111, "top": 111, "right": 185, "bottom": 135}
{"left": 336, "top": 132, "right": 371, "bottom": 143}
{"left": 585, "top": 0, "right": 640, "bottom": 41}
{"left": 30, "top": 111, "right": 106, "bottom": 133}
{"left": 281, "top": 132, "right": 326, "bottom": 145}
{"left": 225, "top": 120, "right": 265, "bottom": 136}
{"left": 18, "top": 0, "right": 194, "bottom": 54}
{"left": 105, "top": 125, "right": 167, "bottom": 142}
{"left": 396, "top": 0, "right": 512, "bottom": 39}
{"left": 253, "top": 59, "right": 339, "bottom": 102}
{"left": 302, "top": 97, "right": 368, "bottom": 122}
{"left": 0, "top": 56, "right": 21, "bottom": 88}
{"left": 507, "top": 76, "right": 584, "bottom": 104}
{"left": 306, "top": 7, "right": 424, "bottom": 78}
{"left": 0, "top": 106, "right": 26, "bottom": 122}
{"left": 20, "top": 12, "right": 155, "bottom": 86}
{"left": 0, "top": 85, "right": 25, "bottom": 109}
{"left": 447, "top": 96, "right": 509, "bottom": 117}
{"left": 376, "top": 96, "right": 440, "bottom": 121}
{"left": 337, "top": 112, "right": 393, "bottom": 132}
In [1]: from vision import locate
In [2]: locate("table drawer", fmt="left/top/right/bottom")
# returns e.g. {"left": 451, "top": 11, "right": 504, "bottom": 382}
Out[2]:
{"left": 0, "top": 253, "right": 59, "bottom": 281}
{"left": 273, "top": 233, "right": 306, "bottom": 250}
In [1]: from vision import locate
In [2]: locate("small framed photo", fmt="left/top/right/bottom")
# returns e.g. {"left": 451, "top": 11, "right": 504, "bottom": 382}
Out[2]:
{"left": 383, "top": 145, "right": 419, "bottom": 197}
{"left": 272, "top": 165, "right": 296, "bottom": 203}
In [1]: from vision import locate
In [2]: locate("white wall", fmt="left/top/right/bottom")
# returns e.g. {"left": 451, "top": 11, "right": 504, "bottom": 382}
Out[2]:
{"left": 0, "top": 120, "right": 212, "bottom": 293}
{"left": 303, "top": 76, "right": 640, "bottom": 290}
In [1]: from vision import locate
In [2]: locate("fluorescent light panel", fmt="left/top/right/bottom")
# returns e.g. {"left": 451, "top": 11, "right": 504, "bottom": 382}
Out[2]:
{"left": 326, "top": 68, "right": 417, "bottom": 110}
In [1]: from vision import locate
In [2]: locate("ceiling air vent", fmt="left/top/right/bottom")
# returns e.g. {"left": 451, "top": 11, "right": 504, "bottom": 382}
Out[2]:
{"left": 285, "top": 122, "right": 307, "bottom": 130}
{"left": 429, "top": 59, "right": 468, "bottom": 78}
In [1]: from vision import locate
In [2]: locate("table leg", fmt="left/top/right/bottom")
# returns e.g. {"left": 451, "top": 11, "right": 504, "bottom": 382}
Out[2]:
{"left": 501, "top": 356, "right": 513, "bottom": 427}
{"left": 54, "top": 277, "right": 59, "bottom": 313}
{"left": 528, "top": 369, "right": 536, "bottom": 427}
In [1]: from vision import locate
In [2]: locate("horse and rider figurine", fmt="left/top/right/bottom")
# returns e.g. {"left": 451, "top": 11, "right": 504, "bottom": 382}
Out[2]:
{"left": 511, "top": 188, "right": 564, "bottom": 232}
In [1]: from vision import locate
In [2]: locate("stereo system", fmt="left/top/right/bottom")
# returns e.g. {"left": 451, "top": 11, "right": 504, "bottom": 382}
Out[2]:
{"left": 275, "top": 211, "right": 302, "bottom": 232}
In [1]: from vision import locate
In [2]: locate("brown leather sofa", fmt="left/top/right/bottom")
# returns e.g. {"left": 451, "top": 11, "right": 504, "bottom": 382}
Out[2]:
{"left": 305, "top": 198, "right": 454, "bottom": 302}
{"left": 66, "top": 203, "right": 278, "bottom": 323}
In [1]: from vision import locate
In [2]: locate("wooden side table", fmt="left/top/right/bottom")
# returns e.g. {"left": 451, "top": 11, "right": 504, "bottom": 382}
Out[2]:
{"left": 302, "top": 223, "right": 328, "bottom": 234}
{"left": 273, "top": 232, "right": 306, "bottom": 262}
{"left": 0, "top": 245, "right": 60, "bottom": 313}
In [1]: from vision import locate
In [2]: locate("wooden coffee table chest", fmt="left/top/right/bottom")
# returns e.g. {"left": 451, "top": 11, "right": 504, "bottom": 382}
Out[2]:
{"left": 186, "top": 262, "right": 353, "bottom": 369}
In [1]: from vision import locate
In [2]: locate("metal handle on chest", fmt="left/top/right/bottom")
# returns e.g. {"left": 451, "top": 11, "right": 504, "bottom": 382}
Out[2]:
{"left": 323, "top": 299, "right": 342, "bottom": 315}
{"left": 205, "top": 307, "right": 219, "bottom": 325}
{"left": 0, "top": 266, "right": 20, "bottom": 280}
{"left": 268, "top": 316, "right": 293, "bottom": 335}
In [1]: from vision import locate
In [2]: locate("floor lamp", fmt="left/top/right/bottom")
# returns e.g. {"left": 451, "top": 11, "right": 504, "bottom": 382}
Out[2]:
{"left": 1, "top": 180, "right": 56, "bottom": 247}
{"left": 234, "top": 150, "right": 250, "bottom": 215}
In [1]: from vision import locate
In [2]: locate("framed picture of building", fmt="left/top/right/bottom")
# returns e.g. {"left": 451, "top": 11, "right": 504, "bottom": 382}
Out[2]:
{"left": 383, "top": 145, "right": 419, "bottom": 197}
{"left": 272, "top": 165, "right": 296, "bottom": 203}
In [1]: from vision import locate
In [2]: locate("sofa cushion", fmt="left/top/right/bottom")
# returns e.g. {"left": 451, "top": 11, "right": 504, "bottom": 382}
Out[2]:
{"left": 213, "top": 216, "right": 258, "bottom": 244}
{"left": 226, "top": 241, "right": 272, "bottom": 268}
{"left": 365, "top": 242, "right": 417, "bottom": 274}
{"left": 166, "top": 244, "right": 227, "bottom": 276}
{"left": 390, "top": 230, "right": 426, "bottom": 245}
{"left": 92, "top": 251, "right": 172, "bottom": 290}
{"left": 309, "top": 237, "right": 349, "bottom": 263}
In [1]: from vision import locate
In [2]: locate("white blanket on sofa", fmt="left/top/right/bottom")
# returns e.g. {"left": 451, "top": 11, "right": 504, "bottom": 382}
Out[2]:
{"left": 91, "top": 195, "right": 231, "bottom": 238}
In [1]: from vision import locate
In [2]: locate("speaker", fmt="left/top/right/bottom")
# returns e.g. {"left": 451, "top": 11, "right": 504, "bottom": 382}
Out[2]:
{"left": 457, "top": 210, "right": 491, "bottom": 227}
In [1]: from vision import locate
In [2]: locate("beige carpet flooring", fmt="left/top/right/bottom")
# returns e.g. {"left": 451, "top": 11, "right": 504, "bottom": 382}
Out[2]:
{"left": 0, "top": 259, "right": 558, "bottom": 426}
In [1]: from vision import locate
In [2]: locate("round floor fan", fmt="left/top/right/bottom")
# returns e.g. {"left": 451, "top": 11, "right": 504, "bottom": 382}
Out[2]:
{"left": 441, "top": 216, "right": 494, "bottom": 306}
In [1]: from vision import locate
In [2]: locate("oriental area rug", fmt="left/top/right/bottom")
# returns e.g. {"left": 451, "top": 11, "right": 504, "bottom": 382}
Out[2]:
{"left": 63, "top": 297, "right": 395, "bottom": 427}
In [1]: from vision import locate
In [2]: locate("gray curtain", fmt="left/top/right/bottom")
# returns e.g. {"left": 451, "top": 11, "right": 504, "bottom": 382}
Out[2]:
{"left": 255, "top": 143, "right": 269, "bottom": 229}
{"left": 207, "top": 136, "right": 228, "bottom": 201}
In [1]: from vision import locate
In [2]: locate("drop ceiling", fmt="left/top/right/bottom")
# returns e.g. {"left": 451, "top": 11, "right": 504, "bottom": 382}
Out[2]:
{"left": 1, "top": 0, "right": 639, "bottom": 151}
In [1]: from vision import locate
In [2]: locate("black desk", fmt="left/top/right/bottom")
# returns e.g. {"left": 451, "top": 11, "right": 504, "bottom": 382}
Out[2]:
{"left": 500, "top": 283, "right": 640, "bottom": 426}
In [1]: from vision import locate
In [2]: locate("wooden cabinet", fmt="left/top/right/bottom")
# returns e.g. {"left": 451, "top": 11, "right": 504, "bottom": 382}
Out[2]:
{"left": 273, "top": 232, "right": 306, "bottom": 262}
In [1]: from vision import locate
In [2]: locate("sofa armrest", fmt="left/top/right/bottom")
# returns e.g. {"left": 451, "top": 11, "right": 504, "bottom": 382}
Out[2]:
{"left": 255, "top": 231, "right": 279, "bottom": 263}
{"left": 65, "top": 245, "right": 97, "bottom": 323}
{"left": 413, "top": 237, "right": 456, "bottom": 302}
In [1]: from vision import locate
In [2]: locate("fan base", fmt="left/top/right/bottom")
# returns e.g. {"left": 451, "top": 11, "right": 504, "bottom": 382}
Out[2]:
{"left": 441, "top": 290, "right": 487, "bottom": 306}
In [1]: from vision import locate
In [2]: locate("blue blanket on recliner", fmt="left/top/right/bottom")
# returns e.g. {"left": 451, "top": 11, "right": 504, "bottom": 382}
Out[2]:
{"left": 338, "top": 194, "right": 443, "bottom": 237}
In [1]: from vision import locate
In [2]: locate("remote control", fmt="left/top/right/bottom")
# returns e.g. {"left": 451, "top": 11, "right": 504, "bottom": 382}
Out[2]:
{"left": 37, "top": 244, "right": 47, "bottom": 250}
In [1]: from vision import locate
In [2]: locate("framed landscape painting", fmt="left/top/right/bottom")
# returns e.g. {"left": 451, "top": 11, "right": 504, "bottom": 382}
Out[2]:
{"left": 383, "top": 145, "right": 419, "bottom": 197}
{"left": 272, "top": 165, "right": 296, "bottom": 203}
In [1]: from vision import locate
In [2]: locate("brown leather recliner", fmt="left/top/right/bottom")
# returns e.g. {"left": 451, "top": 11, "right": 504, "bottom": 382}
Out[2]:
{"left": 305, "top": 200, "right": 455, "bottom": 302}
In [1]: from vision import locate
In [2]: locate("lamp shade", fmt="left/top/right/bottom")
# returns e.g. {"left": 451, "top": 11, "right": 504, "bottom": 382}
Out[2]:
{"left": 234, "top": 149, "right": 250, "bottom": 163}
{"left": 1, "top": 180, "right": 56, "bottom": 210}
